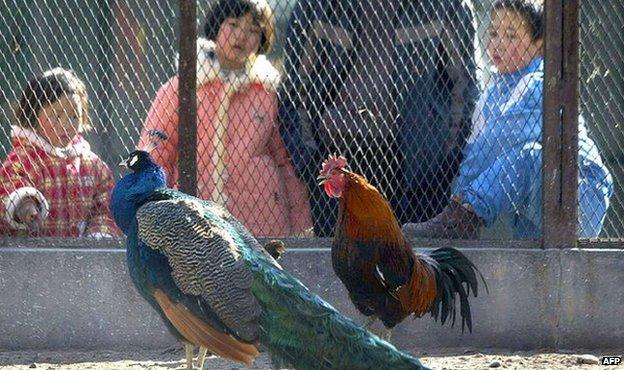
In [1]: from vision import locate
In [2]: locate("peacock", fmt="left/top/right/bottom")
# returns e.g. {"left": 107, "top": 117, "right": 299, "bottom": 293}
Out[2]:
{"left": 109, "top": 149, "right": 429, "bottom": 370}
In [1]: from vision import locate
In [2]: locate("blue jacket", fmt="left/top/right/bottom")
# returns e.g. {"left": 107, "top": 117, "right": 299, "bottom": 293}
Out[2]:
{"left": 279, "top": 0, "right": 478, "bottom": 194}
{"left": 455, "top": 57, "right": 613, "bottom": 229}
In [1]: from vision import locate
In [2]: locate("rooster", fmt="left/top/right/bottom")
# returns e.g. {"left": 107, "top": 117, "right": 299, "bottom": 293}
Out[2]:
{"left": 110, "top": 150, "right": 429, "bottom": 370}
{"left": 318, "top": 155, "right": 486, "bottom": 340}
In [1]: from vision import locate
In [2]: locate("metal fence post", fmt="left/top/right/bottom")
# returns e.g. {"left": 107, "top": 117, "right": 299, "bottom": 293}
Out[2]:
{"left": 178, "top": 0, "right": 197, "bottom": 196}
{"left": 543, "top": 0, "right": 579, "bottom": 248}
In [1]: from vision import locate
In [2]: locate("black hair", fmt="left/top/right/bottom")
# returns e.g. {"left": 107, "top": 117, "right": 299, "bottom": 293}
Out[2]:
{"left": 16, "top": 68, "right": 90, "bottom": 130}
{"left": 492, "top": 0, "right": 543, "bottom": 40}
{"left": 203, "top": 0, "right": 275, "bottom": 54}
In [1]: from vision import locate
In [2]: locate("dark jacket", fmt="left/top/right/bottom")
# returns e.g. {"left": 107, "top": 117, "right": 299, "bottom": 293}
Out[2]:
{"left": 279, "top": 0, "right": 478, "bottom": 235}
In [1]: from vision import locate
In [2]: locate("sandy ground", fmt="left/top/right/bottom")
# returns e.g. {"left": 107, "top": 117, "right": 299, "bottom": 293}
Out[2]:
{"left": 0, "top": 348, "right": 622, "bottom": 370}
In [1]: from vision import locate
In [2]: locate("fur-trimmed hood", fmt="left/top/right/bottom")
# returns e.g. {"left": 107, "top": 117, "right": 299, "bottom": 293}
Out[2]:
{"left": 184, "top": 38, "right": 280, "bottom": 92}
{"left": 10, "top": 125, "right": 91, "bottom": 158}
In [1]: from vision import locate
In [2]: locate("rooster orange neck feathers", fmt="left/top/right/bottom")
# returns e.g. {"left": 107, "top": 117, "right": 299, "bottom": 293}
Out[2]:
{"left": 339, "top": 172, "right": 405, "bottom": 244}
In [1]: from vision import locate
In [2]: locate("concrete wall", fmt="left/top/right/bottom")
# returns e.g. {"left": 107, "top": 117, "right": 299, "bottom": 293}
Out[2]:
{"left": 0, "top": 244, "right": 623, "bottom": 353}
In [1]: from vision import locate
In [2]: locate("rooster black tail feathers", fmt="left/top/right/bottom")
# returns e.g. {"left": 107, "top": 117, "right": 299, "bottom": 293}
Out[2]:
{"left": 425, "top": 247, "right": 487, "bottom": 333}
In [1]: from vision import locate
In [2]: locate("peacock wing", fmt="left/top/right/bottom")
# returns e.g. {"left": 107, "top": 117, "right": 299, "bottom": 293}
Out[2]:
{"left": 135, "top": 198, "right": 262, "bottom": 343}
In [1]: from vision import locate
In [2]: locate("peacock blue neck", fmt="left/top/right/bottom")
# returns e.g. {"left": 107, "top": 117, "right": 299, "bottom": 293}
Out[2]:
{"left": 110, "top": 165, "right": 166, "bottom": 234}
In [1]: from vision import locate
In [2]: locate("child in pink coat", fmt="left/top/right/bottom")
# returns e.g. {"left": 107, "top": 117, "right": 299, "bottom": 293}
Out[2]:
{"left": 139, "top": 0, "right": 313, "bottom": 237}
{"left": 0, "top": 68, "right": 119, "bottom": 237}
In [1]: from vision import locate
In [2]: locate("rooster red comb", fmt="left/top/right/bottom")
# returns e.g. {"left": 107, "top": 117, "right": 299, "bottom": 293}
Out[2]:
{"left": 320, "top": 154, "right": 348, "bottom": 176}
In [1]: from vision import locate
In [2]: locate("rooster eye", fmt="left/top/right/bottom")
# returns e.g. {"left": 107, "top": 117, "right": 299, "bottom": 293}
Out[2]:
{"left": 128, "top": 155, "right": 138, "bottom": 167}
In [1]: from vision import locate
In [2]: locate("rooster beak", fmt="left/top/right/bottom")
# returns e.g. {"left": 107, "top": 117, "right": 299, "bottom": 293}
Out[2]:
{"left": 119, "top": 159, "right": 128, "bottom": 168}
{"left": 317, "top": 175, "right": 327, "bottom": 185}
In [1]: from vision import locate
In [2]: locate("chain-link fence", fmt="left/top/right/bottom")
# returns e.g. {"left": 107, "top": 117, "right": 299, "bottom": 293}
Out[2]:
{"left": 0, "top": 0, "right": 621, "bottom": 244}
{"left": 580, "top": 1, "right": 624, "bottom": 240}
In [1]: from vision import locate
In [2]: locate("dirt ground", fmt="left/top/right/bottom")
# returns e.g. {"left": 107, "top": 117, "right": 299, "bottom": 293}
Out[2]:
{"left": 0, "top": 348, "right": 622, "bottom": 370}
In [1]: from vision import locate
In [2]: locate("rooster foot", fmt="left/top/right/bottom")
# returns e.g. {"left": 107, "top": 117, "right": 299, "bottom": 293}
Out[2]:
{"left": 381, "top": 328, "right": 393, "bottom": 342}
{"left": 363, "top": 316, "right": 377, "bottom": 329}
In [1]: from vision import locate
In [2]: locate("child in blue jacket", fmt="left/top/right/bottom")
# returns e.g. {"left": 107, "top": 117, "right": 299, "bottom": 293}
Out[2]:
{"left": 403, "top": 0, "right": 613, "bottom": 239}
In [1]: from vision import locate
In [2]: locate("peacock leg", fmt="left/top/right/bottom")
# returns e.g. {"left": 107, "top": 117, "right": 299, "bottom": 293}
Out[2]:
{"left": 196, "top": 346, "right": 209, "bottom": 369}
{"left": 184, "top": 343, "right": 194, "bottom": 370}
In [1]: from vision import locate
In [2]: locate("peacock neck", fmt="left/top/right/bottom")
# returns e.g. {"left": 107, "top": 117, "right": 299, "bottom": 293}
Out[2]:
{"left": 111, "top": 178, "right": 138, "bottom": 234}
{"left": 111, "top": 166, "right": 165, "bottom": 234}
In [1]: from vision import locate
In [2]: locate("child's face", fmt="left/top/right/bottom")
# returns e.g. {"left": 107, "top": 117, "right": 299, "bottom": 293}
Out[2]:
{"left": 36, "top": 94, "right": 83, "bottom": 147}
{"left": 487, "top": 9, "right": 543, "bottom": 73}
{"left": 215, "top": 12, "right": 262, "bottom": 70}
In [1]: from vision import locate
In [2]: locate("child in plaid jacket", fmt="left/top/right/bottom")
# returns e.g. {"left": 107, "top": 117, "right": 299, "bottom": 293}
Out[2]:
{"left": 0, "top": 68, "right": 119, "bottom": 237}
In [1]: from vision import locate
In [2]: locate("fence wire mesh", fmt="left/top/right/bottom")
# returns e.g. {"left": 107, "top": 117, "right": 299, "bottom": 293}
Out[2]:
{"left": 0, "top": 0, "right": 620, "bottom": 242}
{"left": 580, "top": 1, "right": 624, "bottom": 239}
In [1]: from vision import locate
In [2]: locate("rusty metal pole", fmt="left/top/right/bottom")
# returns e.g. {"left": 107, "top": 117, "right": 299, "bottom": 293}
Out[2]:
{"left": 178, "top": 0, "right": 197, "bottom": 196}
{"left": 543, "top": 0, "right": 579, "bottom": 248}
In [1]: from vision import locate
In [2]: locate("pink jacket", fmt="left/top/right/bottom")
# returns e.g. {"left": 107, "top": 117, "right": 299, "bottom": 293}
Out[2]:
{"left": 0, "top": 127, "right": 120, "bottom": 237}
{"left": 140, "top": 39, "right": 312, "bottom": 237}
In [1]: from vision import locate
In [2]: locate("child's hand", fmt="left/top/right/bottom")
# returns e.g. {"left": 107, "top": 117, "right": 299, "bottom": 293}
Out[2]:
{"left": 14, "top": 197, "right": 43, "bottom": 230}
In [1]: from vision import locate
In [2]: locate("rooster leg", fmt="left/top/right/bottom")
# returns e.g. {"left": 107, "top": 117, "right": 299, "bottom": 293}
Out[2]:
{"left": 196, "top": 347, "right": 209, "bottom": 369}
{"left": 184, "top": 343, "right": 194, "bottom": 370}
{"left": 363, "top": 316, "right": 377, "bottom": 329}
{"left": 381, "top": 328, "right": 393, "bottom": 342}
